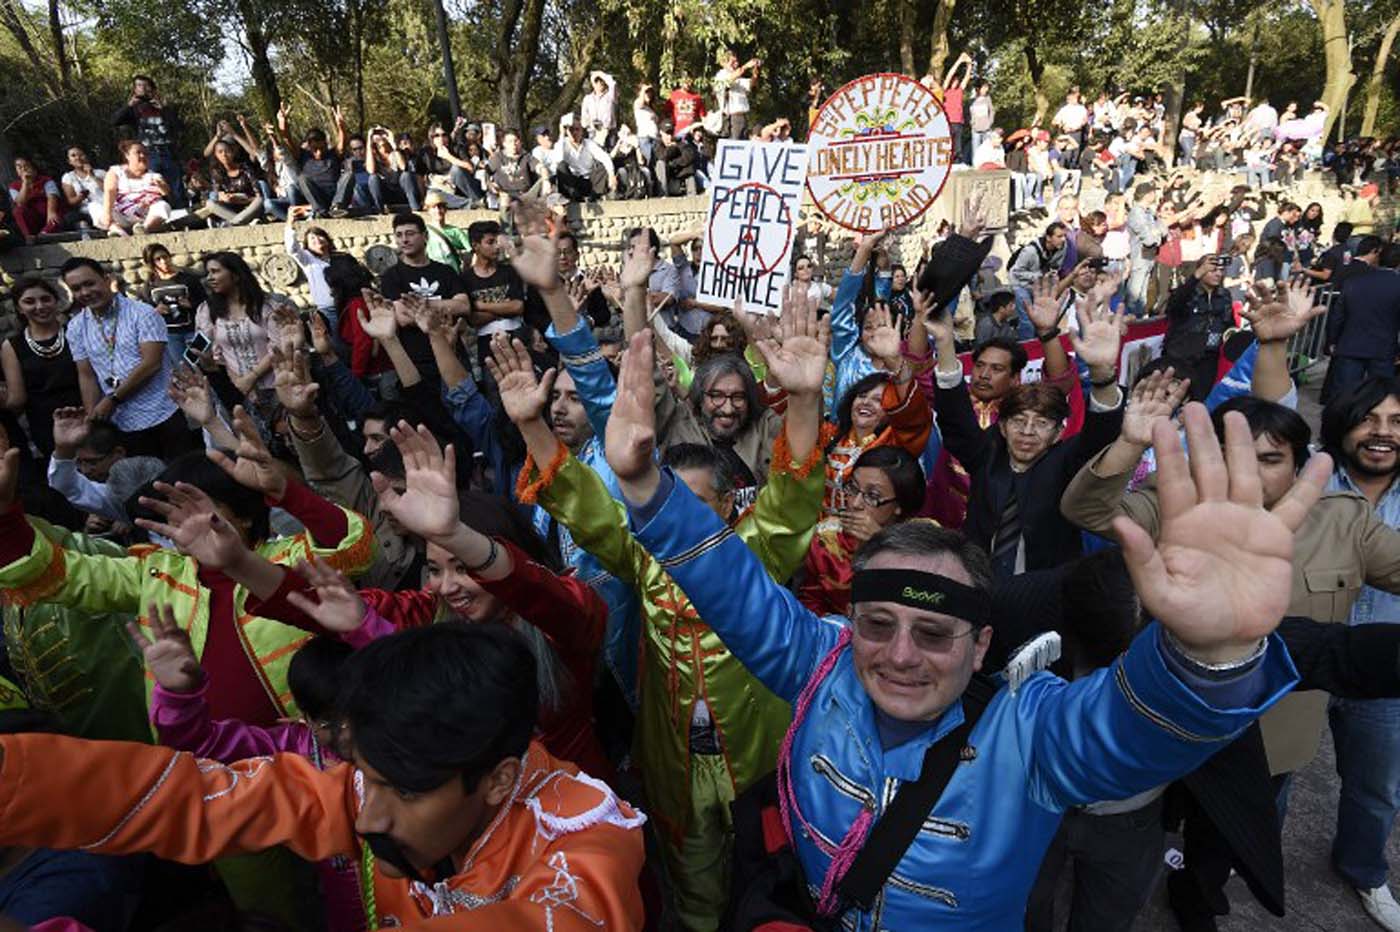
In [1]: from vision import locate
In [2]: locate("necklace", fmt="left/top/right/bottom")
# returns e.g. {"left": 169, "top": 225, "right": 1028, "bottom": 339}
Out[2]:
{"left": 23, "top": 327, "right": 64, "bottom": 359}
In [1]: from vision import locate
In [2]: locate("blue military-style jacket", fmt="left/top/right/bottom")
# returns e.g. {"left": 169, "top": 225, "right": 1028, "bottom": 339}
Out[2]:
{"left": 628, "top": 469, "right": 1300, "bottom": 930}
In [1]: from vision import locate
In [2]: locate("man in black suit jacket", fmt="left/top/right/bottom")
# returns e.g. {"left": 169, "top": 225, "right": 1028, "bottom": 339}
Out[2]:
{"left": 1327, "top": 235, "right": 1400, "bottom": 401}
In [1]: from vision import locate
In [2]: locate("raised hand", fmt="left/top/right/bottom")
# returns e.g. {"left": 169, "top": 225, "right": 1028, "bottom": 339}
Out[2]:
{"left": 1070, "top": 291, "right": 1125, "bottom": 375}
{"left": 308, "top": 310, "right": 335, "bottom": 358}
{"left": 511, "top": 197, "right": 556, "bottom": 238}
{"left": 369, "top": 422, "right": 460, "bottom": 542}
{"left": 510, "top": 219, "right": 563, "bottom": 291}
{"left": 136, "top": 481, "right": 251, "bottom": 569}
{"left": 923, "top": 304, "right": 956, "bottom": 351}
{"left": 285, "top": 555, "right": 368, "bottom": 633}
{"left": 1090, "top": 268, "right": 1124, "bottom": 308}
{"left": 1120, "top": 367, "right": 1190, "bottom": 447}
{"left": 620, "top": 243, "right": 656, "bottom": 291}
{"left": 1026, "top": 273, "right": 1063, "bottom": 334}
{"left": 207, "top": 406, "right": 289, "bottom": 500}
{"left": 358, "top": 289, "right": 399, "bottom": 342}
{"left": 959, "top": 187, "right": 988, "bottom": 239}
{"left": 51, "top": 406, "right": 91, "bottom": 456}
{"left": 268, "top": 302, "right": 305, "bottom": 355}
{"left": 271, "top": 345, "right": 319, "bottom": 417}
{"left": 1242, "top": 278, "right": 1324, "bottom": 343}
{"left": 1114, "top": 403, "right": 1333, "bottom": 663}
{"left": 861, "top": 301, "right": 901, "bottom": 365}
{"left": 485, "top": 333, "right": 556, "bottom": 426}
{"left": 169, "top": 366, "right": 215, "bottom": 426}
{"left": 756, "top": 289, "right": 830, "bottom": 396}
{"left": 605, "top": 331, "right": 659, "bottom": 483}
{"left": 128, "top": 603, "right": 204, "bottom": 693}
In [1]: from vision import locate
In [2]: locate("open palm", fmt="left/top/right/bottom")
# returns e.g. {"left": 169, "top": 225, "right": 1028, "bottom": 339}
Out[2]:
{"left": 1114, "top": 404, "right": 1332, "bottom": 660}
{"left": 861, "top": 302, "right": 901, "bottom": 362}
{"left": 756, "top": 289, "right": 829, "bottom": 395}
{"left": 486, "top": 333, "right": 556, "bottom": 425}
{"left": 208, "top": 406, "right": 287, "bottom": 499}
{"left": 1120, "top": 367, "right": 1189, "bottom": 447}
{"left": 370, "top": 422, "right": 460, "bottom": 541}
{"left": 128, "top": 603, "right": 203, "bottom": 693}
{"left": 286, "top": 556, "right": 367, "bottom": 633}
{"left": 358, "top": 289, "right": 399, "bottom": 342}
{"left": 1070, "top": 293, "right": 1124, "bottom": 372}
{"left": 511, "top": 225, "right": 562, "bottom": 290}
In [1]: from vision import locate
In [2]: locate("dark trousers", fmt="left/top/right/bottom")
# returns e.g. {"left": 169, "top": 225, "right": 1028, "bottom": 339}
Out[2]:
{"left": 1169, "top": 774, "right": 1291, "bottom": 925}
{"left": 556, "top": 162, "right": 609, "bottom": 201}
{"left": 722, "top": 112, "right": 749, "bottom": 140}
{"left": 1025, "top": 796, "right": 1166, "bottom": 932}
{"left": 123, "top": 410, "right": 202, "bottom": 460}
{"left": 1328, "top": 355, "right": 1397, "bottom": 404}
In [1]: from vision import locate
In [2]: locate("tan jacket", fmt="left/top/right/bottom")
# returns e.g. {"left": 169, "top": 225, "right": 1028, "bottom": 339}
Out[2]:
{"left": 654, "top": 368, "right": 784, "bottom": 489}
{"left": 291, "top": 417, "right": 418, "bottom": 591}
{"left": 1061, "top": 448, "right": 1400, "bottom": 773}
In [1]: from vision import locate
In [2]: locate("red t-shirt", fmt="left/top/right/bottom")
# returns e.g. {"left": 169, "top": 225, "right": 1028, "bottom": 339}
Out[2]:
{"left": 669, "top": 89, "right": 705, "bottom": 133}
{"left": 944, "top": 86, "right": 965, "bottom": 124}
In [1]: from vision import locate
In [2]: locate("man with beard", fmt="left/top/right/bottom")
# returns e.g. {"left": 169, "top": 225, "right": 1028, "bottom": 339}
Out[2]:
{"left": 0, "top": 622, "right": 647, "bottom": 930}
{"left": 1320, "top": 377, "right": 1400, "bottom": 930}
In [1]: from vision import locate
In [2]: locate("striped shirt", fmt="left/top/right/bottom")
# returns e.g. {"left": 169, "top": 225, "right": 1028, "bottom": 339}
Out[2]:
{"left": 66, "top": 293, "right": 177, "bottom": 432}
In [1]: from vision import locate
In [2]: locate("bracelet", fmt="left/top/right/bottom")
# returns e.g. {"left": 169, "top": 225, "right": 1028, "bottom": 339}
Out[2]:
{"left": 287, "top": 415, "right": 325, "bottom": 443}
{"left": 1090, "top": 373, "right": 1118, "bottom": 388}
{"left": 1036, "top": 327, "right": 1061, "bottom": 342}
{"left": 1163, "top": 628, "right": 1268, "bottom": 673}
{"left": 465, "top": 536, "right": 499, "bottom": 574}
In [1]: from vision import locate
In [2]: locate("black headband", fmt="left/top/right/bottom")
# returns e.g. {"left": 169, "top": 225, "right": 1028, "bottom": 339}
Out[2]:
{"left": 850, "top": 569, "right": 991, "bottom": 627}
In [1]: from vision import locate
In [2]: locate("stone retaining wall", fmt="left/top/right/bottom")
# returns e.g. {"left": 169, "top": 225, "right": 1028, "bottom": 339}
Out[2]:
{"left": 0, "top": 170, "right": 1009, "bottom": 328}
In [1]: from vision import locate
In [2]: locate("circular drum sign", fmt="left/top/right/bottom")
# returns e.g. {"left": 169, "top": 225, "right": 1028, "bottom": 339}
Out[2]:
{"left": 807, "top": 73, "right": 955, "bottom": 234}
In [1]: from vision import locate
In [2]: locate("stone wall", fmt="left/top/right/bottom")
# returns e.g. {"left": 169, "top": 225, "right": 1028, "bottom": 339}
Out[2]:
{"left": 0, "top": 170, "right": 1011, "bottom": 327}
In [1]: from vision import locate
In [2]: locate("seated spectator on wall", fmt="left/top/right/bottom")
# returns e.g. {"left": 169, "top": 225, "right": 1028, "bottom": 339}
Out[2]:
{"left": 103, "top": 140, "right": 173, "bottom": 237}
{"left": 60, "top": 146, "right": 108, "bottom": 231}
{"left": 8, "top": 156, "right": 63, "bottom": 243}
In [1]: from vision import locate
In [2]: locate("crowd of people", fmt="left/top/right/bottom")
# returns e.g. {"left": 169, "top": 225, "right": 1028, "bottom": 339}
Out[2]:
{"left": 4, "top": 51, "right": 1400, "bottom": 932}
{"left": 2, "top": 62, "right": 1390, "bottom": 247}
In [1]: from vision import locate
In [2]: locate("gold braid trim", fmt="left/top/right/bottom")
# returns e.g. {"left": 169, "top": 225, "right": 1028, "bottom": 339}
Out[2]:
{"left": 2, "top": 542, "right": 66, "bottom": 608}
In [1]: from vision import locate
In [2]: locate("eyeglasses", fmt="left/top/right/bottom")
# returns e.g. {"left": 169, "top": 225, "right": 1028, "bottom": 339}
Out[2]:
{"left": 840, "top": 482, "right": 896, "bottom": 509}
{"left": 703, "top": 390, "right": 747, "bottom": 408}
{"left": 852, "top": 614, "right": 980, "bottom": 653}
{"left": 1003, "top": 414, "right": 1060, "bottom": 435}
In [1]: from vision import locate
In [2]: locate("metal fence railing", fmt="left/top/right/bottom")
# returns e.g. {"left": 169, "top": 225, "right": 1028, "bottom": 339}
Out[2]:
{"left": 1286, "top": 287, "right": 1335, "bottom": 377}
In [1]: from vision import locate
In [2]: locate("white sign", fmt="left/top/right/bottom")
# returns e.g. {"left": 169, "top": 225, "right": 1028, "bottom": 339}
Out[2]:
{"left": 696, "top": 140, "right": 810, "bottom": 315}
{"left": 806, "top": 72, "right": 954, "bottom": 233}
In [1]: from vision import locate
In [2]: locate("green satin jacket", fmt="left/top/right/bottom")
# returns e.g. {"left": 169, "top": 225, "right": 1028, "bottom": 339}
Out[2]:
{"left": 521, "top": 435, "right": 824, "bottom": 843}
{"left": 0, "top": 506, "right": 377, "bottom": 719}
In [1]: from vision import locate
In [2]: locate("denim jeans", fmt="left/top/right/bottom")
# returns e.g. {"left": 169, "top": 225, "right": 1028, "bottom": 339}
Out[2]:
{"left": 1012, "top": 285, "right": 1037, "bottom": 340}
{"left": 1125, "top": 260, "right": 1153, "bottom": 316}
{"left": 1247, "top": 165, "right": 1272, "bottom": 189}
{"left": 1331, "top": 697, "right": 1400, "bottom": 890}
{"left": 148, "top": 148, "right": 186, "bottom": 208}
{"left": 367, "top": 173, "right": 420, "bottom": 211}
{"left": 256, "top": 181, "right": 289, "bottom": 221}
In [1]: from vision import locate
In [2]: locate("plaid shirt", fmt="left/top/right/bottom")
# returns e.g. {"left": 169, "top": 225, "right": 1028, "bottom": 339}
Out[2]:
{"left": 66, "top": 294, "right": 176, "bottom": 432}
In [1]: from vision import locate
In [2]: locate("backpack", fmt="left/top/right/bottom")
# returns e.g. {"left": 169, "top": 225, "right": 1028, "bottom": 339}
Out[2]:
{"left": 1010, "top": 239, "right": 1052, "bottom": 273}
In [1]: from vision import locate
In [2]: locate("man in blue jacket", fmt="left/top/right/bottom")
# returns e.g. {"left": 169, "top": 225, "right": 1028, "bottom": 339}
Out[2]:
{"left": 596, "top": 326, "right": 1329, "bottom": 930}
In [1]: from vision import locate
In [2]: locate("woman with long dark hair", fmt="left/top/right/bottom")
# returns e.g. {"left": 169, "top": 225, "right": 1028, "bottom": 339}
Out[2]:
{"left": 0, "top": 277, "right": 83, "bottom": 457}
{"left": 195, "top": 251, "right": 291, "bottom": 410}
{"left": 322, "top": 253, "right": 391, "bottom": 383}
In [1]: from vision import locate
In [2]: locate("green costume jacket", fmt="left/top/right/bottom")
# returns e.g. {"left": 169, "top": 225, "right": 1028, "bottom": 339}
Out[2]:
{"left": 520, "top": 432, "right": 824, "bottom": 843}
{"left": 0, "top": 505, "right": 376, "bottom": 719}
{"left": 3, "top": 517, "right": 149, "bottom": 741}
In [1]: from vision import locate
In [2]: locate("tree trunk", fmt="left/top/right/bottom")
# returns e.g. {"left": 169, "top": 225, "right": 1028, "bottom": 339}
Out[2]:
{"left": 1361, "top": 10, "right": 1400, "bottom": 138}
{"left": 1025, "top": 42, "right": 1049, "bottom": 125}
{"left": 46, "top": 0, "right": 69, "bottom": 95}
{"left": 237, "top": 5, "right": 281, "bottom": 118}
{"left": 898, "top": 0, "right": 915, "bottom": 76}
{"left": 0, "top": 0, "right": 63, "bottom": 98}
{"left": 927, "top": 0, "right": 957, "bottom": 79}
{"left": 432, "top": 0, "right": 461, "bottom": 121}
{"left": 536, "top": 22, "right": 605, "bottom": 129}
{"left": 1310, "top": 0, "right": 1353, "bottom": 144}
{"left": 351, "top": 0, "right": 365, "bottom": 133}
{"left": 496, "top": 0, "right": 545, "bottom": 132}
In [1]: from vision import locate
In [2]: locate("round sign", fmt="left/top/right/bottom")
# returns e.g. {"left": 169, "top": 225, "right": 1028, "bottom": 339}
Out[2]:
{"left": 806, "top": 73, "right": 955, "bottom": 234}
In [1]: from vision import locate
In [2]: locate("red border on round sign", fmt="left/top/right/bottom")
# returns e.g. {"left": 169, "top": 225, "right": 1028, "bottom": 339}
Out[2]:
{"left": 804, "top": 71, "right": 954, "bottom": 235}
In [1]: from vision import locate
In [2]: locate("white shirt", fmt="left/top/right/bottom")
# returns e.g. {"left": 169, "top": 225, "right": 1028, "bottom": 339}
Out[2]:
{"left": 717, "top": 73, "right": 752, "bottom": 115}
{"left": 581, "top": 89, "right": 616, "bottom": 135}
{"left": 634, "top": 103, "right": 659, "bottom": 139}
{"left": 972, "top": 139, "right": 1005, "bottom": 167}
{"left": 61, "top": 169, "right": 105, "bottom": 208}
{"left": 1054, "top": 103, "right": 1088, "bottom": 132}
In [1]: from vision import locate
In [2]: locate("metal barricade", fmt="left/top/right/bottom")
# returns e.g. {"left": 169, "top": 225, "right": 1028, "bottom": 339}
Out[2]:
{"left": 1286, "top": 287, "right": 1335, "bottom": 376}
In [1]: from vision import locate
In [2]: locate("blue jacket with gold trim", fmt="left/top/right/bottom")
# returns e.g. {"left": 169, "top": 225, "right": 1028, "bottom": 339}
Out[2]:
{"left": 627, "top": 469, "right": 1299, "bottom": 930}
